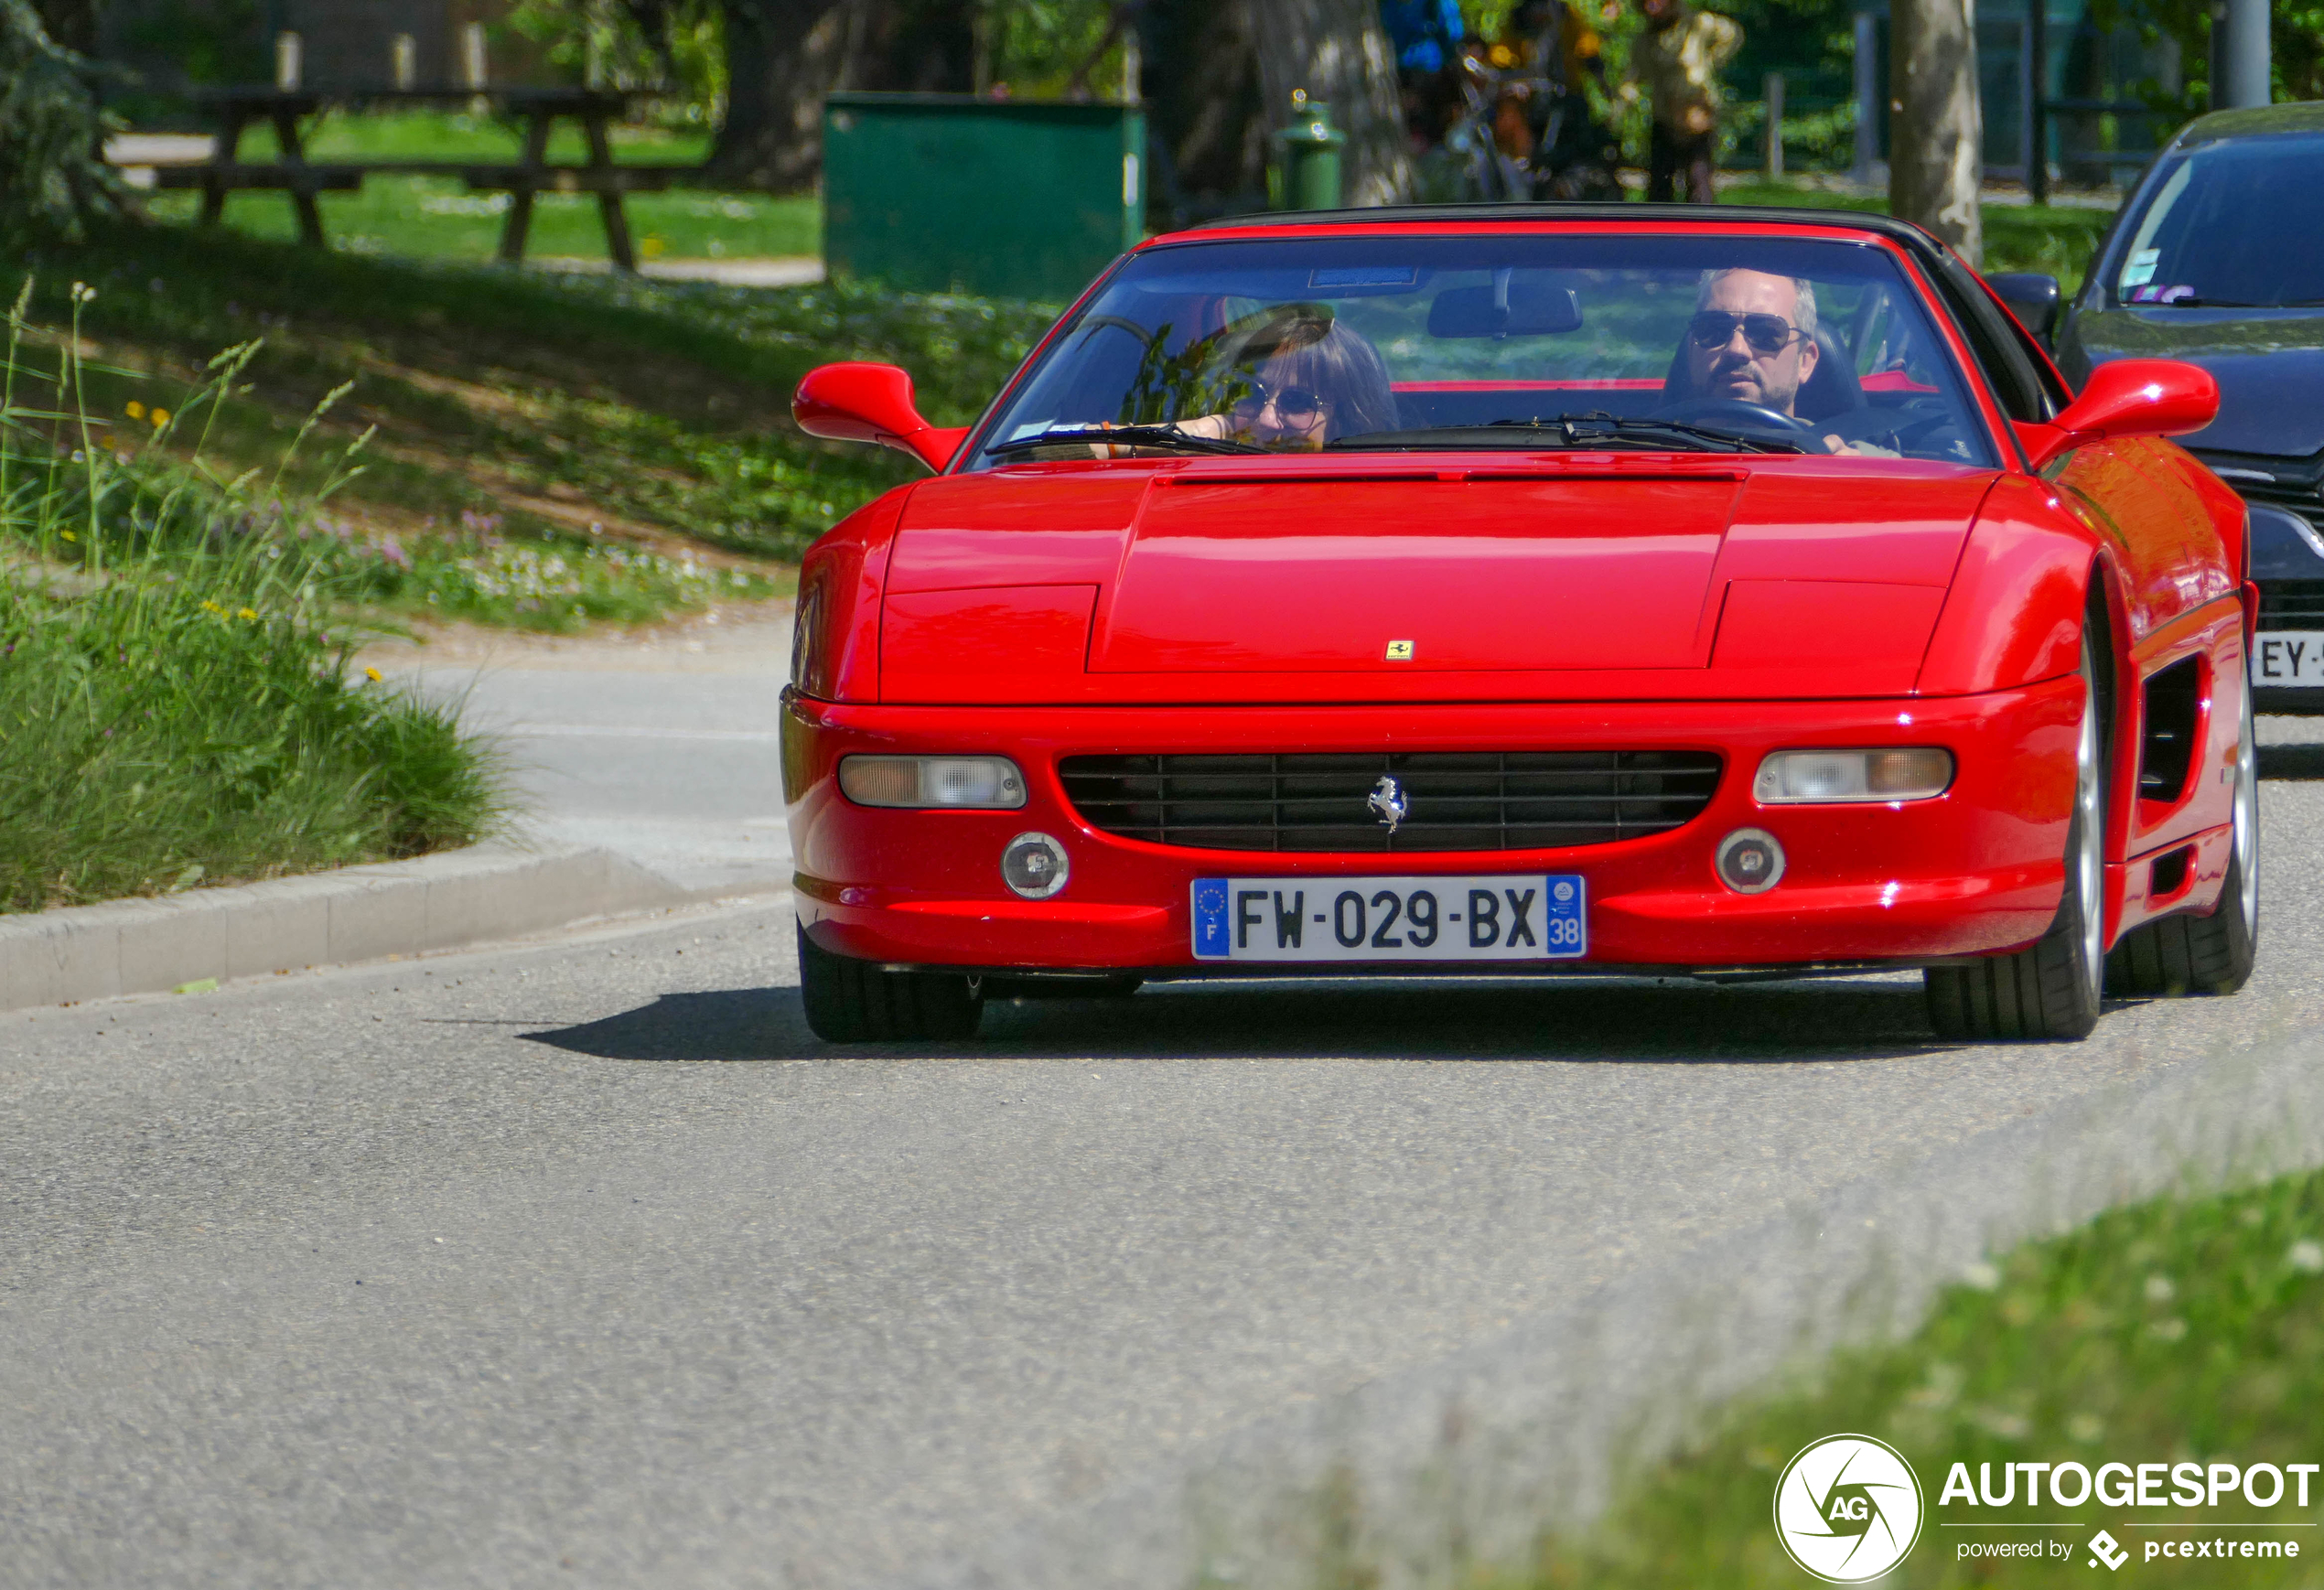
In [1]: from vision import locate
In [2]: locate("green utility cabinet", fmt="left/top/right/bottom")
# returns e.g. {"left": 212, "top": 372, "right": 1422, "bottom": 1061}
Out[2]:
{"left": 823, "top": 93, "right": 1146, "bottom": 301}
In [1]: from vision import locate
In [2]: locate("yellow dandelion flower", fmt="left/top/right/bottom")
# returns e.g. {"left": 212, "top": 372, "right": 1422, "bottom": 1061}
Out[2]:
{"left": 150, "top": 408, "right": 170, "bottom": 427}
{"left": 237, "top": 607, "right": 258, "bottom": 621}
{"left": 364, "top": 666, "right": 382, "bottom": 682}
{"left": 124, "top": 401, "right": 145, "bottom": 420}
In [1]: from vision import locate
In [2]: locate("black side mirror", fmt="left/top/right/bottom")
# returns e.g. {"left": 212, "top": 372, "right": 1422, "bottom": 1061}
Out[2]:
{"left": 1986, "top": 272, "right": 2061, "bottom": 344}
{"left": 1428, "top": 272, "right": 1584, "bottom": 338}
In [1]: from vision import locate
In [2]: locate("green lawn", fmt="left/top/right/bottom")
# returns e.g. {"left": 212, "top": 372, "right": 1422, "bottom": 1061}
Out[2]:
{"left": 145, "top": 183, "right": 819, "bottom": 266}
{"left": 141, "top": 111, "right": 816, "bottom": 265}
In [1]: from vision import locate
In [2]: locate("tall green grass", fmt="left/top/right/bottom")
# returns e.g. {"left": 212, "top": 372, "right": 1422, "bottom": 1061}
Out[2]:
{"left": 1466, "top": 1168, "right": 2324, "bottom": 1588}
{"left": 0, "top": 280, "right": 503, "bottom": 913}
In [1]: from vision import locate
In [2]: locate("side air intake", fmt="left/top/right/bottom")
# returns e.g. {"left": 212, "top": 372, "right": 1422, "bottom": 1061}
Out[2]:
{"left": 2137, "top": 657, "right": 2202, "bottom": 803}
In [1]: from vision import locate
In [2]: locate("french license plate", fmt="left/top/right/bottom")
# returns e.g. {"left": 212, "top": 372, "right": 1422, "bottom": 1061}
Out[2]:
{"left": 2253, "top": 632, "right": 2324, "bottom": 687}
{"left": 1191, "top": 875, "right": 1586, "bottom": 962}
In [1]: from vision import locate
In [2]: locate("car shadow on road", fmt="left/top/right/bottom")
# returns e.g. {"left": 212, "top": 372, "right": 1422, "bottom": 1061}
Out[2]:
{"left": 2261, "top": 744, "right": 2324, "bottom": 780}
{"left": 521, "top": 976, "right": 1950, "bottom": 1064}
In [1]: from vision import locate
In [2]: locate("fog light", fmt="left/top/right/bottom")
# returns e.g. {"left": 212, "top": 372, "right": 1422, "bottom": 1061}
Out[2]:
{"left": 839, "top": 755, "right": 1027, "bottom": 809}
{"left": 1001, "top": 832, "right": 1071, "bottom": 898}
{"left": 1753, "top": 747, "right": 1953, "bottom": 803}
{"left": 1715, "top": 828, "right": 1786, "bottom": 894}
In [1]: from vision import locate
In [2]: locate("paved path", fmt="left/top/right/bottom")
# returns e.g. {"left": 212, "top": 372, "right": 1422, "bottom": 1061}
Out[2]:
{"left": 5, "top": 717, "right": 2324, "bottom": 1589}
{"left": 364, "top": 614, "right": 795, "bottom": 897}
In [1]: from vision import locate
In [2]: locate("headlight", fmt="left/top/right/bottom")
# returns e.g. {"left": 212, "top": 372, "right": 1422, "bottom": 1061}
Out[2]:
{"left": 1753, "top": 748, "right": 1954, "bottom": 803}
{"left": 838, "top": 755, "right": 1028, "bottom": 809}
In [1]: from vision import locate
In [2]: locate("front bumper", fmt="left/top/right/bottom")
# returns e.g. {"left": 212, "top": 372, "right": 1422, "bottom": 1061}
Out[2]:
{"left": 2245, "top": 501, "right": 2324, "bottom": 714}
{"left": 782, "top": 680, "right": 2084, "bottom": 974}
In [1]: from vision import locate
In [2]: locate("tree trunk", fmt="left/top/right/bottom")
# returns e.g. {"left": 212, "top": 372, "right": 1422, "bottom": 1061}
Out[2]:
{"left": 1888, "top": 0, "right": 1983, "bottom": 263}
{"left": 1139, "top": 0, "right": 1269, "bottom": 222}
{"left": 706, "top": 0, "right": 858, "bottom": 189}
{"left": 707, "top": 0, "right": 976, "bottom": 189}
{"left": 1247, "top": 0, "right": 1411, "bottom": 207}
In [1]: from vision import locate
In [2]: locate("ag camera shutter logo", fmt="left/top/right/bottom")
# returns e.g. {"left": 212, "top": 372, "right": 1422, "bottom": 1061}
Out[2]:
{"left": 1773, "top": 1434, "right": 1924, "bottom": 1583}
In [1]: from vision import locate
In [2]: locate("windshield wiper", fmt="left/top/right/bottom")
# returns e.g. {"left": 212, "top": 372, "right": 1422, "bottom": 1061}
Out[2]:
{"left": 984, "top": 424, "right": 1265, "bottom": 457}
{"left": 1327, "top": 414, "right": 1805, "bottom": 456}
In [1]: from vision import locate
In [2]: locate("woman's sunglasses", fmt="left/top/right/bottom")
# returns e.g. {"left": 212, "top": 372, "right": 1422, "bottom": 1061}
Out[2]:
{"left": 1687, "top": 311, "right": 1808, "bottom": 356}
{"left": 1231, "top": 380, "right": 1329, "bottom": 424}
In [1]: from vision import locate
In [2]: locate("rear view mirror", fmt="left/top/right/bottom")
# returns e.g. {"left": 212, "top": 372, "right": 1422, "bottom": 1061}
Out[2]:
{"left": 792, "top": 361, "right": 968, "bottom": 473}
{"left": 2020, "top": 357, "right": 2218, "bottom": 468}
{"left": 1428, "top": 273, "right": 1583, "bottom": 338}
{"left": 1986, "top": 272, "right": 2061, "bottom": 342}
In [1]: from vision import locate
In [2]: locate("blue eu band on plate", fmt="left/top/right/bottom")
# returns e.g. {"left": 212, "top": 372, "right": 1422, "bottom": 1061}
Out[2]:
{"left": 1192, "top": 876, "right": 1587, "bottom": 962}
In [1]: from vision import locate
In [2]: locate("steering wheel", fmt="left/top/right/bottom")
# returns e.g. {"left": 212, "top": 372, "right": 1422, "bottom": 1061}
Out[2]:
{"left": 1647, "top": 396, "right": 1820, "bottom": 438}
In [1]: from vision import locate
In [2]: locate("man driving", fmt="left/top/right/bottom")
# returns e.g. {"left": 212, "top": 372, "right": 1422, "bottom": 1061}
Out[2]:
{"left": 1677, "top": 267, "right": 1888, "bottom": 455}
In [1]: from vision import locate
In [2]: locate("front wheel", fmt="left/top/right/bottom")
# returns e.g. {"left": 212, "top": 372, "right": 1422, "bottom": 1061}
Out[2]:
{"left": 2105, "top": 671, "right": 2258, "bottom": 996}
{"left": 798, "top": 927, "right": 984, "bottom": 1043}
{"left": 1925, "top": 639, "right": 2108, "bottom": 1041}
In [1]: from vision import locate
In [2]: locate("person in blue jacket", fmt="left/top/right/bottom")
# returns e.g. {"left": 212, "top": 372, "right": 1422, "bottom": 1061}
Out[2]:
{"left": 1383, "top": 0, "right": 1465, "bottom": 72}
{"left": 1383, "top": 0, "right": 1467, "bottom": 146}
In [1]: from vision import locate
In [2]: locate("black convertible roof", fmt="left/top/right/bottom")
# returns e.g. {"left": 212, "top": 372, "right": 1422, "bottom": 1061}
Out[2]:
{"left": 1189, "top": 202, "right": 1944, "bottom": 248}
{"left": 1181, "top": 202, "right": 1965, "bottom": 287}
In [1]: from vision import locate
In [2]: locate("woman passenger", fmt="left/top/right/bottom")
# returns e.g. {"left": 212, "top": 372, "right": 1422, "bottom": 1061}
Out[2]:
{"left": 1175, "top": 306, "right": 1401, "bottom": 451}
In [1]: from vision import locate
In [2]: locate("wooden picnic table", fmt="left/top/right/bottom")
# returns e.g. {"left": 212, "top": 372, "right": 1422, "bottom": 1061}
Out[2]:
{"left": 154, "top": 87, "right": 683, "bottom": 271}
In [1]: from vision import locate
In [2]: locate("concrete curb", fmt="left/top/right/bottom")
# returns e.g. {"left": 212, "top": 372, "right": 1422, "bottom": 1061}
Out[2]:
{"left": 0, "top": 843, "right": 700, "bottom": 1012}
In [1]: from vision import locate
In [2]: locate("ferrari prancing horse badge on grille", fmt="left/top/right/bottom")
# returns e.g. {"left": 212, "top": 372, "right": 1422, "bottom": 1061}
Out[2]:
{"left": 1369, "top": 775, "right": 1409, "bottom": 833}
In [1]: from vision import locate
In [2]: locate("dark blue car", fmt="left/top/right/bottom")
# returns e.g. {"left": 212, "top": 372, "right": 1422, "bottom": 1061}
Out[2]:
{"left": 2054, "top": 102, "right": 2324, "bottom": 714}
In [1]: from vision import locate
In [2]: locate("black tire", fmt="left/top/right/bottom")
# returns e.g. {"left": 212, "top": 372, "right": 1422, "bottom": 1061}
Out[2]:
{"left": 1925, "top": 639, "right": 2108, "bottom": 1042}
{"left": 797, "top": 927, "right": 984, "bottom": 1043}
{"left": 2105, "top": 671, "right": 2258, "bottom": 996}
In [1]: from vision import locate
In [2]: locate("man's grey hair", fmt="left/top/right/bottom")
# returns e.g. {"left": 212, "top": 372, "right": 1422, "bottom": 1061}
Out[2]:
{"left": 1695, "top": 269, "right": 1818, "bottom": 342}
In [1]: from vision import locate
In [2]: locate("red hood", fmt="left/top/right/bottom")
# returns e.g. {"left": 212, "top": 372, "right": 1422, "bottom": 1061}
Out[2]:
{"left": 879, "top": 457, "right": 1997, "bottom": 704}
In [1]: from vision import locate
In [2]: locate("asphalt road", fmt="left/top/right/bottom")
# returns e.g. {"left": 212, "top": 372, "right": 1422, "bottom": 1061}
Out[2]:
{"left": 7, "top": 724, "right": 2324, "bottom": 1590}
{"left": 362, "top": 614, "right": 796, "bottom": 897}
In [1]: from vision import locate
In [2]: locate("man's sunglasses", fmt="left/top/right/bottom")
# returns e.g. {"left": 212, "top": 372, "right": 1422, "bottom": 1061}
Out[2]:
{"left": 1231, "top": 380, "right": 1329, "bottom": 424}
{"left": 1687, "top": 311, "right": 1808, "bottom": 355}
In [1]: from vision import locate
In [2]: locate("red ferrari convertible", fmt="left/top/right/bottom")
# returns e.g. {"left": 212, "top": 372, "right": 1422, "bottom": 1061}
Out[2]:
{"left": 783, "top": 206, "right": 2257, "bottom": 1044}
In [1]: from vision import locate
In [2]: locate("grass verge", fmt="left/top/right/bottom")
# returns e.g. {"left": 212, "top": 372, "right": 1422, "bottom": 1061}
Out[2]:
{"left": 1, "top": 289, "right": 504, "bottom": 913}
{"left": 6, "top": 222, "right": 1056, "bottom": 628}
{"left": 1483, "top": 1168, "right": 2324, "bottom": 1587}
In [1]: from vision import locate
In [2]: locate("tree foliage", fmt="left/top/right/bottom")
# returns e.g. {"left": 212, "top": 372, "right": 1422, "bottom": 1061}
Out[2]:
{"left": 0, "top": 0, "right": 124, "bottom": 247}
{"left": 2088, "top": 0, "right": 2324, "bottom": 115}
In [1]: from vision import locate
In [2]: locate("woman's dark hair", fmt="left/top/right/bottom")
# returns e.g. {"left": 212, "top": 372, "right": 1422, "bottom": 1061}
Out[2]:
{"left": 1221, "top": 305, "right": 1401, "bottom": 441}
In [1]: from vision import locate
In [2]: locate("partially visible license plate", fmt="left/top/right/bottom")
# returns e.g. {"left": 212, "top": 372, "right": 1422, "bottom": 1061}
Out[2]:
{"left": 2253, "top": 631, "right": 2324, "bottom": 687}
{"left": 1191, "top": 875, "right": 1586, "bottom": 962}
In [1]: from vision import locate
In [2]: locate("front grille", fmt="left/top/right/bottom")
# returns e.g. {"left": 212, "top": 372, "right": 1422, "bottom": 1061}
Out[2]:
{"left": 2188, "top": 447, "right": 2324, "bottom": 516}
{"left": 2261, "top": 579, "right": 2324, "bottom": 627}
{"left": 1058, "top": 751, "right": 1723, "bottom": 853}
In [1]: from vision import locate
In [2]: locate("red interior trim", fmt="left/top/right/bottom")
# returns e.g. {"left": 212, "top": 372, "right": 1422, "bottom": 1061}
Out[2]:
{"left": 1392, "top": 378, "right": 1665, "bottom": 393}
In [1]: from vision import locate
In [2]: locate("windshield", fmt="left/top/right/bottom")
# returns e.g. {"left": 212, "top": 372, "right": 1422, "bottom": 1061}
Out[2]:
{"left": 970, "top": 232, "right": 1995, "bottom": 467}
{"left": 2109, "top": 135, "right": 2324, "bottom": 307}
